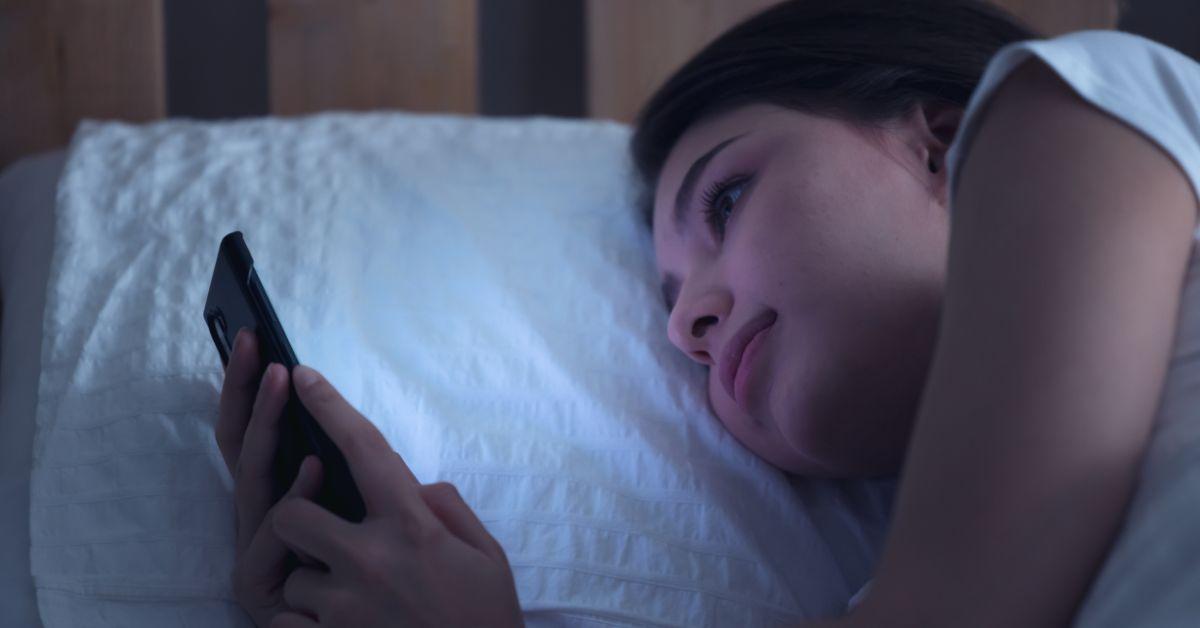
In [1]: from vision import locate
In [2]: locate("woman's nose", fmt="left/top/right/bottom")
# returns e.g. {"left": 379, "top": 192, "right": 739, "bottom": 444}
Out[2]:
{"left": 684, "top": 314, "right": 719, "bottom": 364}
{"left": 666, "top": 269, "right": 731, "bottom": 364}
{"left": 669, "top": 308, "right": 723, "bottom": 365}
{"left": 691, "top": 315, "right": 719, "bottom": 340}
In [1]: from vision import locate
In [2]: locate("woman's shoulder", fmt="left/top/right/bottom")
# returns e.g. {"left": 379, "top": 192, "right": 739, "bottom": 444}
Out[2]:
{"left": 947, "top": 28, "right": 1200, "bottom": 210}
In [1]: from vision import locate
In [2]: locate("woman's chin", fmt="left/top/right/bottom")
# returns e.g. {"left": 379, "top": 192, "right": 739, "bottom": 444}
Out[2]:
{"left": 709, "top": 373, "right": 907, "bottom": 477}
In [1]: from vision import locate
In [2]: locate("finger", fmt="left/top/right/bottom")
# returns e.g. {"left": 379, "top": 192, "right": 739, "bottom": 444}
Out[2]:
{"left": 273, "top": 495, "right": 360, "bottom": 574}
{"left": 216, "top": 328, "right": 262, "bottom": 476}
{"left": 281, "top": 566, "right": 334, "bottom": 620}
{"left": 236, "top": 363, "right": 291, "bottom": 554}
{"left": 269, "top": 611, "right": 319, "bottom": 628}
{"left": 291, "top": 365, "right": 425, "bottom": 517}
{"left": 420, "top": 482, "right": 508, "bottom": 563}
{"left": 237, "top": 455, "right": 323, "bottom": 598}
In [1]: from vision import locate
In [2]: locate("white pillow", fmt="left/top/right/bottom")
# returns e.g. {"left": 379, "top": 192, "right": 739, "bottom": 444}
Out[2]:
{"left": 29, "top": 113, "right": 894, "bottom": 627}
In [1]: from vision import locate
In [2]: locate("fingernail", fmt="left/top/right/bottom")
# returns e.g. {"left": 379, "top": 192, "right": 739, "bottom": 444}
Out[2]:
{"left": 294, "top": 457, "right": 311, "bottom": 486}
{"left": 232, "top": 328, "right": 247, "bottom": 354}
{"left": 293, "top": 364, "right": 319, "bottom": 389}
{"left": 300, "top": 456, "right": 319, "bottom": 483}
{"left": 261, "top": 363, "right": 281, "bottom": 387}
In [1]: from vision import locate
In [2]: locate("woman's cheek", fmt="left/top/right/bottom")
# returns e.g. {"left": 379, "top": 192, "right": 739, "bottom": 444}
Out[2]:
{"left": 765, "top": 333, "right": 852, "bottom": 473}
{"left": 706, "top": 369, "right": 736, "bottom": 425}
{"left": 706, "top": 370, "right": 807, "bottom": 471}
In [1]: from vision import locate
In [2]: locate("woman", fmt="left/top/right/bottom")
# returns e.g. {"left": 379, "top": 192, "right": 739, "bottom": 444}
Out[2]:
{"left": 214, "top": 1, "right": 1200, "bottom": 626}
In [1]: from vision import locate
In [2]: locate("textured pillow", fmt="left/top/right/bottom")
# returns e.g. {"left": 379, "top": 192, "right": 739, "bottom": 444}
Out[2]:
{"left": 29, "top": 113, "right": 894, "bottom": 627}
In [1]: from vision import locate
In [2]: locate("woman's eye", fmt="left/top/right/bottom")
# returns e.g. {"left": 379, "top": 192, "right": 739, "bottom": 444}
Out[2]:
{"left": 700, "top": 176, "right": 749, "bottom": 239}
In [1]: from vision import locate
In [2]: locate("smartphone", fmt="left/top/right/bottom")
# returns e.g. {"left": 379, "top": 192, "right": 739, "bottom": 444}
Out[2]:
{"left": 204, "top": 231, "right": 366, "bottom": 523}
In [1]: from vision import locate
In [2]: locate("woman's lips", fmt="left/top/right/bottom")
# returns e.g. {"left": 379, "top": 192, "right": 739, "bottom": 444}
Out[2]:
{"left": 733, "top": 324, "right": 773, "bottom": 406}
{"left": 718, "top": 310, "right": 777, "bottom": 406}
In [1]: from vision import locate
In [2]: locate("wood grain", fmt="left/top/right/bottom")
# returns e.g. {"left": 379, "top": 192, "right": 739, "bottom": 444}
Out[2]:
{"left": 585, "top": 0, "right": 1119, "bottom": 124}
{"left": 585, "top": 0, "right": 778, "bottom": 123}
{"left": 268, "top": 0, "right": 478, "bottom": 116}
{"left": 0, "top": 0, "right": 164, "bottom": 170}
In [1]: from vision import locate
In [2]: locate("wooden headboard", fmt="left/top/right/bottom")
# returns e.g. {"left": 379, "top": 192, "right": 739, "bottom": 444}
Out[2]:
{"left": 0, "top": 0, "right": 1118, "bottom": 171}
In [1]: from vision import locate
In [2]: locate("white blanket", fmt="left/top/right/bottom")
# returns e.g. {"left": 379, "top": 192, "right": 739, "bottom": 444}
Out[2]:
{"left": 30, "top": 113, "right": 894, "bottom": 627}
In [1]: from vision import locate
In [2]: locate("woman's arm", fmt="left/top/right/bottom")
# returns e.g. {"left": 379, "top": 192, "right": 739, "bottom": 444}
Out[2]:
{"left": 841, "top": 59, "right": 1198, "bottom": 627}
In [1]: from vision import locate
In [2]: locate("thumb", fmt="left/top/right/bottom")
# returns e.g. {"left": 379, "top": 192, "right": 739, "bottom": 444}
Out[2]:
{"left": 289, "top": 455, "right": 323, "bottom": 499}
{"left": 284, "top": 456, "right": 325, "bottom": 568}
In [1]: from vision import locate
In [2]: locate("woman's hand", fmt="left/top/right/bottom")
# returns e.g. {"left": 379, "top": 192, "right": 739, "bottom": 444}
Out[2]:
{"left": 214, "top": 329, "right": 325, "bottom": 627}
{"left": 267, "top": 364, "right": 524, "bottom": 628}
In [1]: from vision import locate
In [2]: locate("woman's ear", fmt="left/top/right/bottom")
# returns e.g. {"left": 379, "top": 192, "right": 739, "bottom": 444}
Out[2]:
{"left": 914, "top": 101, "right": 964, "bottom": 209}
{"left": 927, "top": 102, "right": 964, "bottom": 146}
{"left": 920, "top": 101, "right": 964, "bottom": 175}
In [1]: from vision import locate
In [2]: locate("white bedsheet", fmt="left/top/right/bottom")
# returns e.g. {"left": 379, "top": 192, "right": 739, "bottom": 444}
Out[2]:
{"left": 29, "top": 113, "right": 894, "bottom": 627}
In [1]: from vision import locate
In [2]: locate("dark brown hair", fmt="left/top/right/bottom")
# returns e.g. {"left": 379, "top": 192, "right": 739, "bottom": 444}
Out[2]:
{"left": 629, "top": 0, "right": 1039, "bottom": 226}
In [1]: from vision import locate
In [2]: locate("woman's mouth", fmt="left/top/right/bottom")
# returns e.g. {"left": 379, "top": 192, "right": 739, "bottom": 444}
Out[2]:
{"left": 718, "top": 310, "right": 777, "bottom": 407}
{"left": 733, "top": 323, "right": 772, "bottom": 406}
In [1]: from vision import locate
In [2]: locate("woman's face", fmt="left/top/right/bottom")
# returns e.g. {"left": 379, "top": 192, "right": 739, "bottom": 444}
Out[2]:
{"left": 652, "top": 103, "right": 956, "bottom": 477}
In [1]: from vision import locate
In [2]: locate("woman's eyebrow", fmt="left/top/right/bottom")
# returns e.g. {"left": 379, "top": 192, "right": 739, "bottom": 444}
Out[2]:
{"left": 672, "top": 133, "right": 748, "bottom": 236}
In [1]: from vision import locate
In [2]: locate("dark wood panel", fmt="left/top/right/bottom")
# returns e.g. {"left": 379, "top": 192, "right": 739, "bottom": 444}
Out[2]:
{"left": 1120, "top": 0, "right": 1200, "bottom": 61}
{"left": 164, "top": 0, "right": 268, "bottom": 119}
{"left": 478, "top": 0, "right": 584, "bottom": 117}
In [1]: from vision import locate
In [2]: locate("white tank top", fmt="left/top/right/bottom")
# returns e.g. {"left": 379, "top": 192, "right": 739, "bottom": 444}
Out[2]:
{"left": 854, "top": 31, "right": 1200, "bottom": 623}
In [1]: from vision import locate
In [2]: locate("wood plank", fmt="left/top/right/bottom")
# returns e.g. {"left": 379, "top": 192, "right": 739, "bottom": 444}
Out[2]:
{"left": 585, "top": 0, "right": 777, "bottom": 123}
{"left": 0, "top": 0, "right": 165, "bottom": 170}
{"left": 268, "top": 0, "right": 478, "bottom": 116}
{"left": 585, "top": 0, "right": 1119, "bottom": 124}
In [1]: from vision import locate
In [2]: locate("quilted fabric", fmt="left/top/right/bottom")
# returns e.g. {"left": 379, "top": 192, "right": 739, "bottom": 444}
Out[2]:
{"left": 29, "top": 112, "right": 893, "bottom": 627}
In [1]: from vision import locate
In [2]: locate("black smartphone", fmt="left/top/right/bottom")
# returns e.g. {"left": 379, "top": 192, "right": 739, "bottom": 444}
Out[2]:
{"left": 204, "top": 231, "right": 366, "bottom": 523}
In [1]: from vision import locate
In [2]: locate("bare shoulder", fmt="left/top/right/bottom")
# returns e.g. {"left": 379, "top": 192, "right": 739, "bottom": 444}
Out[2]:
{"left": 855, "top": 54, "right": 1198, "bottom": 627}
{"left": 957, "top": 55, "right": 1198, "bottom": 232}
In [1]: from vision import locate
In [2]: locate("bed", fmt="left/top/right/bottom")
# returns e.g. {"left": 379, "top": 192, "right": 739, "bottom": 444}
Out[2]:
{"left": 2, "top": 2, "right": 1162, "bottom": 627}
